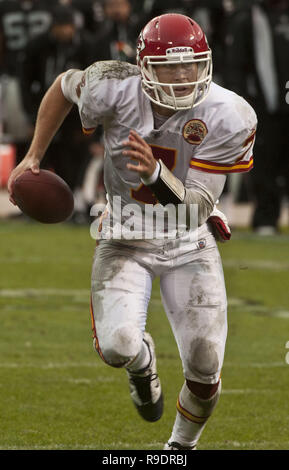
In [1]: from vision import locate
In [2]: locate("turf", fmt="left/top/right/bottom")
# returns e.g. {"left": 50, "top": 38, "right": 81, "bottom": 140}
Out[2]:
{"left": 0, "top": 220, "right": 289, "bottom": 450}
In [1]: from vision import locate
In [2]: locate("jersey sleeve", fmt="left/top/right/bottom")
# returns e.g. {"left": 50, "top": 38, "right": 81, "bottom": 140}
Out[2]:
{"left": 61, "top": 62, "right": 116, "bottom": 135}
{"left": 190, "top": 97, "right": 257, "bottom": 174}
{"left": 185, "top": 167, "right": 227, "bottom": 203}
{"left": 61, "top": 60, "right": 140, "bottom": 136}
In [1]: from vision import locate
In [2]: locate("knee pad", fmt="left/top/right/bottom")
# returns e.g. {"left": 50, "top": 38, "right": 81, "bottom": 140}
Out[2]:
{"left": 188, "top": 338, "right": 221, "bottom": 379}
{"left": 97, "top": 324, "right": 143, "bottom": 368}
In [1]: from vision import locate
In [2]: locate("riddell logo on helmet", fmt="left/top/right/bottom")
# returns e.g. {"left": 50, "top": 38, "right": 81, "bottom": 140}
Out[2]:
{"left": 166, "top": 47, "right": 193, "bottom": 54}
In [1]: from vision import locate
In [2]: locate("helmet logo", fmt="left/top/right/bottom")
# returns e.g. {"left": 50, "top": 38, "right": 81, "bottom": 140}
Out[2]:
{"left": 183, "top": 119, "right": 208, "bottom": 145}
{"left": 137, "top": 31, "right": 145, "bottom": 55}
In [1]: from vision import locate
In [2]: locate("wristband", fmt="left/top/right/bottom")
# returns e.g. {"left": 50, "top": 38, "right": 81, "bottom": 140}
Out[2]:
{"left": 148, "top": 160, "right": 186, "bottom": 205}
{"left": 141, "top": 161, "right": 160, "bottom": 185}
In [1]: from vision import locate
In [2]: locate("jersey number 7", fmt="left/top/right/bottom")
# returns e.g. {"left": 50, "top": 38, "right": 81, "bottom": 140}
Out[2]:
{"left": 131, "top": 145, "right": 177, "bottom": 204}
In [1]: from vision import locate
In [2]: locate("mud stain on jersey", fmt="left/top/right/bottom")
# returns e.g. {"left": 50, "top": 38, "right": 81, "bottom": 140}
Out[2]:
{"left": 88, "top": 60, "right": 140, "bottom": 82}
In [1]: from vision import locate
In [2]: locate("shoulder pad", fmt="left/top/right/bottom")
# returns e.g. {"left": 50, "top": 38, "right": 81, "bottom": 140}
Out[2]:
{"left": 87, "top": 61, "right": 140, "bottom": 82}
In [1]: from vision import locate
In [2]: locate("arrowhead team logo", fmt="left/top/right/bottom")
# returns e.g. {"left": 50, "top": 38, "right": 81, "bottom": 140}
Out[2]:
{"left": 183, "top": 119, "right": 208, "bottom": 145}
{"left": 136, "top": 32, "right": 145, "bottom": 55}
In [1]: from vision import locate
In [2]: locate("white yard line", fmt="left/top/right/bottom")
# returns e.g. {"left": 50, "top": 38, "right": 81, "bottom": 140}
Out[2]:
{"left": 1, "top": 257, "right": 289, "bottom": 270}
{"left": 2, "top": 289, "right": 289, "bottom": 319}
{"left": 221, "top": 389, "right": 271, "bottom": 394}
{"left": 63, "top": 377, "right": 115, "bottom": 384}
{"left": 0, "top": 257, "right": 87, "bottom": 264}
{"left": 224, "top": 361, "right": 286, "bottom": 368}
{"left": 0, "top": 362, "right": 100, "bottom": 369}
{"left": 0, "top": 361, "right": 286, "bottom": 369}
{"left": 223, "top": 259, "right": 289, "bottom": 271}
{"left": 0, "top": 288, "right": 90, "bottom": 297}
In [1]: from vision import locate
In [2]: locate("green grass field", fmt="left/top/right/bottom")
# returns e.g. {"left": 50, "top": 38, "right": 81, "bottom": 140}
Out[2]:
{"left": 0, "top": 220, "right": 289, "bottom": 450}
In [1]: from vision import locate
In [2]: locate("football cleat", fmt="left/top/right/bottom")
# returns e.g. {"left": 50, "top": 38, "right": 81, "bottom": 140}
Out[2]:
{"left": 126, "top": 332, "right": 163, "bottom": 422}
{"left": 164, "top": 441, "right": 196, "bottom": 450}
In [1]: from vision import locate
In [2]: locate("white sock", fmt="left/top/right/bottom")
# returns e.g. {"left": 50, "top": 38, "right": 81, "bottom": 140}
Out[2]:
{"left": 169, "top": 380, "right": 221, "bottom": 448}
{"left": 126, "top": 340, "right": 151, "bottom": 373}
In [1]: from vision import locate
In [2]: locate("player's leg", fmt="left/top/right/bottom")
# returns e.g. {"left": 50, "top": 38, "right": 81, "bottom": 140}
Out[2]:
{"left": 90, "top": 240, "right": 163, "bottom": 421}
{"left": 160, "top": 242, "right": 227, "bottom": 449}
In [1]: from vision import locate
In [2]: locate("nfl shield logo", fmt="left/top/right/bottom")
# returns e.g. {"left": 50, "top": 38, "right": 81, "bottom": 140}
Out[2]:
{"left": 198, "top": 240, "right": 206, "bottom": 250}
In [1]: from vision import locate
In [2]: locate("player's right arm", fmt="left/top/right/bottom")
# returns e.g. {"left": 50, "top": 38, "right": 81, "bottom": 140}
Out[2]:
{"left": 7, "top": 73, "right": 74, "bottom": 203}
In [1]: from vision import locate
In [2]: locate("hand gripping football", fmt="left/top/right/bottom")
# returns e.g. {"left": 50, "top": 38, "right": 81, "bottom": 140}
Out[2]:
{"left": 12, "top": 169, "right": 74, "bottom": 223}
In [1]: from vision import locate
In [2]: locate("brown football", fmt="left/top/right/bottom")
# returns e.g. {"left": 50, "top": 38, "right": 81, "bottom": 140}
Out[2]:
{"left": 12, "top": 169, "right": 74, "bottom": 223}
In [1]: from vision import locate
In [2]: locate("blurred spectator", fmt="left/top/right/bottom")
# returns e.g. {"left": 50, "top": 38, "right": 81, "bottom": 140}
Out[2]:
{"left": 92, "top": 0, "right": 141, "bottom": 63}
{"left": 142, "top": 0, "right": 191, "bottom": 17}
{"left": 20, "top": 3, "right": 103, "bottom": 222}
{"left": 0, "top": 0, "right": 56, "bottom": 76}
{"left": 74, "top": 0, "right": 105, "bottom": 32}
{"left": 59, "top": 0, "right": 106, "bottom": 33}
{"left": 224, "top": 0, "right": 289, "bottom": 234}
{"left": 0, "top": 0, "right": 55, "bottom": 142}
{"left": 20, "top": 3, "right": 96, "bottom": 122}
{"left": 197, "top": 0, "right": 232, "bottom": 84}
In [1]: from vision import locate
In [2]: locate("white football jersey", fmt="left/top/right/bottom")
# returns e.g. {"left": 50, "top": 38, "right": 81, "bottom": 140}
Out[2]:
{"left": 61, "top": 61, "right": 257, "bottom": 239}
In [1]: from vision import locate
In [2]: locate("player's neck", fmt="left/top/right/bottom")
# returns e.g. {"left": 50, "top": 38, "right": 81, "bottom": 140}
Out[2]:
{"left": 151, "top": 102, "right": 176, "bottom": 117}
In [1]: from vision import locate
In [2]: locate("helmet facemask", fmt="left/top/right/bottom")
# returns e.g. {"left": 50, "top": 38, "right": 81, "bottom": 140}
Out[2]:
{"left": 139, "top": 48, "right": 212, "bottom": 111}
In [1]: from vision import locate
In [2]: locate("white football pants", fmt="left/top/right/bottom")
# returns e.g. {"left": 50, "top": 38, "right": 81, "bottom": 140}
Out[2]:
{"left": 90, "top": 229, "right": 227, "bottom": 384}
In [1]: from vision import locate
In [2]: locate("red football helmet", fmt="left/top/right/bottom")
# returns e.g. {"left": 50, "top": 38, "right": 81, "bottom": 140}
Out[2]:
{"left": 136, "top": 14, "right": 212, "bottom": 111}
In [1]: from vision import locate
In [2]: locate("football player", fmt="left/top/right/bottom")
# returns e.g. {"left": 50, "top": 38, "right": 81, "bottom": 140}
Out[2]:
{"left": 8, "top": 14, "right": 257, "bottom": 450}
